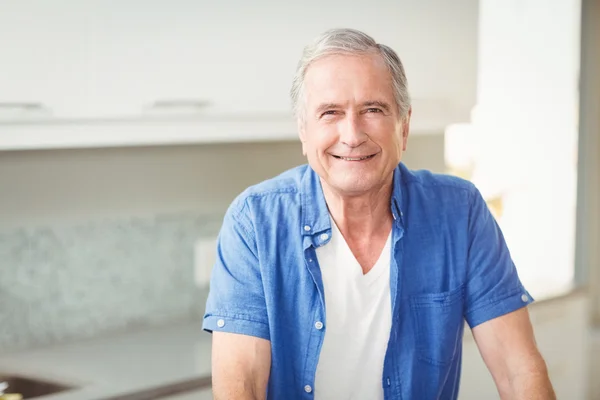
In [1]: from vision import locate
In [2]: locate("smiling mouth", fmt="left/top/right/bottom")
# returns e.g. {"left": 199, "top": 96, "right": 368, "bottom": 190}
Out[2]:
{"left": 332, "top": 153, "right": 377, "bottom": 161}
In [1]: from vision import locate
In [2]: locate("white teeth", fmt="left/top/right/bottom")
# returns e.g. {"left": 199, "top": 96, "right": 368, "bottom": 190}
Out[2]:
{"left": 339, "top": 155, "right": 372, "bottom": 161}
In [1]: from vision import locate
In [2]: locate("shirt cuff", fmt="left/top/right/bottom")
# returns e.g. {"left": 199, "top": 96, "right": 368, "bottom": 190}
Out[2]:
{"left": 203, "top": 314, "right": 270, "bottom": 341}
{"left": 465, "top": 289, "right": 535, "bottom": 328}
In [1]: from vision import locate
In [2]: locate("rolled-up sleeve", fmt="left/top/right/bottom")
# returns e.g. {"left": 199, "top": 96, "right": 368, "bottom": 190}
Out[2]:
{"left": 464, "top": 186, "right": 534, "bottom": 329}
{"left": 202, "top": 200, "right": 270, "bottom": 341}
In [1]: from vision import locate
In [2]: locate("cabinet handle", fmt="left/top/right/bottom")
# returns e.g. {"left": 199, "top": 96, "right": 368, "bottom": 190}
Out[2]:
{"left": 145, "top": 99, "right": 212, "bottom": 110}
{"left": 0, "top": 102, "right": 48, "bottom": 111}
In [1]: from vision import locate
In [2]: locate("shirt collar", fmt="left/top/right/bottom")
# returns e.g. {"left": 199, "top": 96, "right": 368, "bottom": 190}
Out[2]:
{"left": 300, "top": 163, "right": 406, "bottom": 236}
{"left": 390, "top": 163, "right": 406, "bottom": 228}
{"left": 300, "top": 165, "right": 332, "bottom": 236}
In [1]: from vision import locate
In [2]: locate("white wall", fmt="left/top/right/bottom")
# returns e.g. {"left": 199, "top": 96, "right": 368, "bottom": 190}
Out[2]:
{"left": 0, "top": 135, "right": 445, "bottom": 230}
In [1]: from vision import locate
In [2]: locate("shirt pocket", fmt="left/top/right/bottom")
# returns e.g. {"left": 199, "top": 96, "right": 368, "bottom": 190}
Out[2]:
{"left": 409, "top": 285, "right": 465, "bottom": 367}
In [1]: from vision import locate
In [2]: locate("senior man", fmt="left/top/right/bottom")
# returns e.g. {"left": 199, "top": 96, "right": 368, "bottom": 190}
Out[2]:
{"left": 203, "top": 28, "right": 555, "bottom": 399}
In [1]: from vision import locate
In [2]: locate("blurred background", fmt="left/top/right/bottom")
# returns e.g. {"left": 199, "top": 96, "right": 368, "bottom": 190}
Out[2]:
{"left": 0, "top": 0, "right": 598, "bottom": 399}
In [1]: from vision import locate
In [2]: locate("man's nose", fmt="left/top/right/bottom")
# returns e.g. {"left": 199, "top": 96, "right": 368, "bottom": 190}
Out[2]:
{"left": 339, "top": 113, "right": 368, "bottom": 148}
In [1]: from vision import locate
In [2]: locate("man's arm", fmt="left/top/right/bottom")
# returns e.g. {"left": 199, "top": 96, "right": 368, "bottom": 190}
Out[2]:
{"left": 472, "top": 307, "right": 555, "bottom": 399}
{"left": 203, "top": 199, "right": 272, "bottom": 399}
{"left": 212, "top": 332, "right": 271, "bottom": 400}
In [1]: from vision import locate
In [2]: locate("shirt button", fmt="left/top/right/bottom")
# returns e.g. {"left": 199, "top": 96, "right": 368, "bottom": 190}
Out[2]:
{"left": 304, "top": 385, "right": 312, "bottom": 393}
{"left": 314, "top": 321, "right": 323, "bottom": 330}
{"left": 217, "top": 319, "right": 225, "bottom": 328}
{"left": 319, "top": 233, "right": 329, "bottom": 241}
{"left": 304, "top": 225, "right": 311, "bottom": 232}
{"left": 521, "top": 294, "right": 529, "bottom": 302}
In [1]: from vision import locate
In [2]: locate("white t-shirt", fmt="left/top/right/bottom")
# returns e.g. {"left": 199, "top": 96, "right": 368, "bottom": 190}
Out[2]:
{"left": 314, "top": 218, "right": 393, "bottom": 400}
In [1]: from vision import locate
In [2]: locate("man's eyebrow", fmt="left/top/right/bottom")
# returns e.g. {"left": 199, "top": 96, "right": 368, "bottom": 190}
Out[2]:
{"left": 362, "top": 101, "right": 392, "bottom": 112}
{"left": 315, "top": 103, "right": 342, "bottom": 114}
{"left": 314, "top": 100, "right": 392, "bottom": 115}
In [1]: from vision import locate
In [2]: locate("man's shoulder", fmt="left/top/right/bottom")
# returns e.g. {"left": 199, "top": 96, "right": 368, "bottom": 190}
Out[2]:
{"left": 228, "top": 164, "right": 308, "bottom": 213}
{"left": 401, "top": 165, "right": 477, "bottom": 197}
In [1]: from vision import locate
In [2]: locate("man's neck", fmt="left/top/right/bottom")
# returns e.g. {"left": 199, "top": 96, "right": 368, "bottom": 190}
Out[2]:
{"left": 320, "top": 178, "right": 394, "bottom": 242}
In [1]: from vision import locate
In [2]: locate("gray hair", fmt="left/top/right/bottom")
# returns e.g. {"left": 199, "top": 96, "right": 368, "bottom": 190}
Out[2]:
{"left": 290, "top": 28, "right": 411, "bottom": 123}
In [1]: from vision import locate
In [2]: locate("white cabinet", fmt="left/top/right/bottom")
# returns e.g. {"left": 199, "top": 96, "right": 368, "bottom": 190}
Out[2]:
{"left": 0, "top": 0, "right": 477, "bottom": 120}
{"left": 97, "top": 0, "right": 479, "bottom": 119}
{"left": 0, "top": 1, "right": 91, "bottom": 119}
{"left": 0, "top": 0, "right": 477, "bottom": 149}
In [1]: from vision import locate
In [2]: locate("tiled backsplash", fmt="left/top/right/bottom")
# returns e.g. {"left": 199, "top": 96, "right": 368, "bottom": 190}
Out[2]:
{"left": 0, "top": 138, "right": 446, "bottom": 353}
{"left": 0, "top": 211, "right": 222, "bottom": 353}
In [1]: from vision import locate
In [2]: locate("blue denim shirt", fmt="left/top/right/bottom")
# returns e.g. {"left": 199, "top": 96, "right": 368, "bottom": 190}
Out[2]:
{"left": 203, "top": 163, "right": 533, "bottom": 399}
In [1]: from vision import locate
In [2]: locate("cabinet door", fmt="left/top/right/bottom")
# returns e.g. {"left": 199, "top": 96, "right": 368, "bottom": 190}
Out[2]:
{"left": 81, "top": 1, "right": 304, "bottom": 118}
{"left": 0, "top": 0, "right": 477, "bottom": 122}
{"left": 85, "top": 0, "right": 478, "bottom": 118}
{"left": 0, "top": 1, "right": 92, "bottom": 120}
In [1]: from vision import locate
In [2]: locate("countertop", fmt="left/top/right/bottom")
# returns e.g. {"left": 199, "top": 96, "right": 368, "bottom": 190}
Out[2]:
{"left": 160, "top": 390, "right": 212, "bottom": 400}
{"left": 0, "top": 321, "right": 213, "bottom": 400}
{"left": 0, "top": 288, "right": 581, "bottom": 400}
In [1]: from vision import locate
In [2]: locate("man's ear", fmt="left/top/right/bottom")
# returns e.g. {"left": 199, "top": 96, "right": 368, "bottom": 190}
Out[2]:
{"left": 298, "top": 119, "right": 308, "bottom": 156}
{"left": 402, "top": 107, "right": 412, "bottom": 151}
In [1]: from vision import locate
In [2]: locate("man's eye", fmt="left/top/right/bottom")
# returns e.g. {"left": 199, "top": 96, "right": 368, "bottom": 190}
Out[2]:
{"left": 321, "top": 110, "right": 337, "bottom": 116}
{"left": 367, "top": 108, "right": 382, "bottom": 113}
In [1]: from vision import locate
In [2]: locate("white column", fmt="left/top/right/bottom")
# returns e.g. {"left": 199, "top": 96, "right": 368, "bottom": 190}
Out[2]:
{"left": 576, "top": 0, "right": 600, "bottom": 325}
{"left": 471, "top": 0, "right": 581, "bottom": 296}
{"left": 575, "top": 0, "right": 600, "bottom": 397}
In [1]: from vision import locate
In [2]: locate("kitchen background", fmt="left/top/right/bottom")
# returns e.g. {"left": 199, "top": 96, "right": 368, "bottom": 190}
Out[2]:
{"left": 0, "top": 0, "right": 598, "bottom": 399}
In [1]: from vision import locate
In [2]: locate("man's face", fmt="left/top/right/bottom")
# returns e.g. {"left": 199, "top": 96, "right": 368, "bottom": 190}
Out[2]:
{"left": 299, "top": 53, "right": 410, "bottom": 197}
